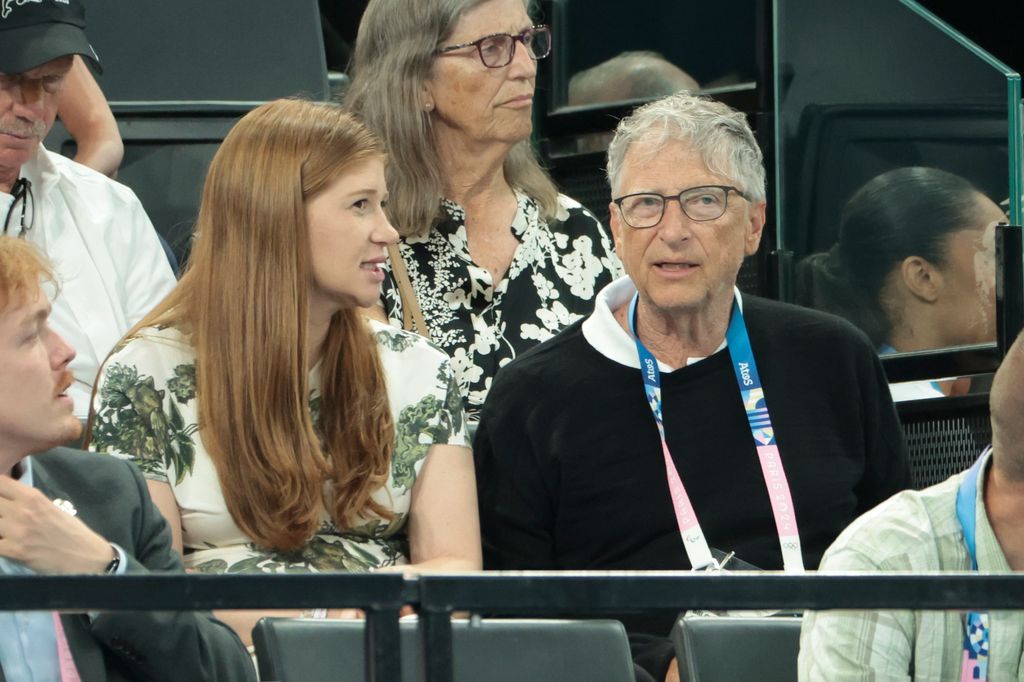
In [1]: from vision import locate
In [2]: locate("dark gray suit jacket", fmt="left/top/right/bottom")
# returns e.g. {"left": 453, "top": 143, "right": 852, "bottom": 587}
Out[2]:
{"left": 0, "top": 447, "right": 256, "bottom": 682}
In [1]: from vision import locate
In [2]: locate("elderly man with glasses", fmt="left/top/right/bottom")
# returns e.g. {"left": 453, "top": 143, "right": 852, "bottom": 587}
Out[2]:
{"left": 474, "top": 92, "right": 911, "bottom": 682}
{"left": 0, "top": 0, "right": 175, "bottom": 423}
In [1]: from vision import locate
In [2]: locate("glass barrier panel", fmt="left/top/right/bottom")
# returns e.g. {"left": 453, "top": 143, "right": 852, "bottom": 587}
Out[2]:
{"left": 549, "top": 0, "right": 758, "bottom": 112}
{"left": 774, "top": 0, "right": 1021, "bottom": 386}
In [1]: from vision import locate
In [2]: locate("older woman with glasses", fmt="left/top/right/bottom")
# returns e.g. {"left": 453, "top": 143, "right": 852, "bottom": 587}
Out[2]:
{"left": 346, "top": 0, "right": 622, "bottom": 422}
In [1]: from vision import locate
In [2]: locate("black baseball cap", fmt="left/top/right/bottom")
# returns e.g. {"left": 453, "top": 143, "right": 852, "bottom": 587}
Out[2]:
{"left": 0, "top": 0, "right": 101, "bottom": 74}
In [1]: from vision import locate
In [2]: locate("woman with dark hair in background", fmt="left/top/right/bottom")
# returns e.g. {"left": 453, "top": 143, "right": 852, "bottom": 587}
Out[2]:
{"left": 345, "top": 0, "right": 622, "bottom": 422}
{"left": 797, "top": 166, "right": 1005, "bottom": 399}
{"left": 89, "top": 99, "right": 481, "bottom": 646}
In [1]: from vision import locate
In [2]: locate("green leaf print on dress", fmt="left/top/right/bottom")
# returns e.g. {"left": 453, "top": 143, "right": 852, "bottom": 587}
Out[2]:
{"left": 389, "top": 360, "right": 464, "bottom": 492}
{"left": 92, "top": 362, "right": 198, "bottom": 484}
{"left": 374, "top": 328, "right": 417, "bottom": 353}
{"left": 190, "top": 534, "right": 407, "bottom": 574}
{"left": 392, "top": 395, "right": 447, "bottom": 492}
{"left": 438, "top": 361, "right": 464, "bottom": 440}
{"left": 167, "top": 363, "right": 196, "bottom": 404}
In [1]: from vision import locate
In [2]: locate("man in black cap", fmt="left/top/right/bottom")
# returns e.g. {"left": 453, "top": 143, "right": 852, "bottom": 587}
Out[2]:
{"left": 0, "top": 0, "right": 176, "bottom": 425}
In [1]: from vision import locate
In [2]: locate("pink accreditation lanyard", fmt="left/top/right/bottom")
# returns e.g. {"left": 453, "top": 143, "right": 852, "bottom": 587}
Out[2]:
{"left": 53, "top": 613, "right": 83, "bottom": 682}
{"left": 628, "top": 292, "right": 804, "bottom": 572}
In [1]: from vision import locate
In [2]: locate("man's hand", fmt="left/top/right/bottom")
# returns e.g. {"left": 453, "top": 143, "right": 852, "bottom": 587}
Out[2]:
{"left": 0, "top": 476, "right": 114, "bottom": 574}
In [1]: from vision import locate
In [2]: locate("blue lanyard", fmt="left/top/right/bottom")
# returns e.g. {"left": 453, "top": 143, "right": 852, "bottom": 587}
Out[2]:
{"left": 627, "top": 292, "right": 804, "bottom": 572}
{"left": 956, "top": 449, "right": 991, "bottom": 681}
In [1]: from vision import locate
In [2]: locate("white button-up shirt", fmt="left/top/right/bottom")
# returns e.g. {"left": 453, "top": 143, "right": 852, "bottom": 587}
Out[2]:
{"left": 0, "top": 146, "right": 176, "bottom": 418}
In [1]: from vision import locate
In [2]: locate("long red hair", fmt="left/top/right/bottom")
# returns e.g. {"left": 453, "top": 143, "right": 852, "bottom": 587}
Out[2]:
{"left": 94, "top": 100, "right": 395, "bottom": 550}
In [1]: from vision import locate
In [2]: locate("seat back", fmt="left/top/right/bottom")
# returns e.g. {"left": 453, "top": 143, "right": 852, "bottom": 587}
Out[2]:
{"left": 253, "top": 617, "right": 635, "bottom": 682}
{"left": 45, "top": 108, "right": 248, "bottom": 268}
{"left": 78, "top": 0, "right": 327, "bottom": 101}
{"left": 44, "top": 0, "right": 329, "bottom": 268}
{"left": 547, "top": 149, "right": 611, "bottom": 228}
{"left": 672, "top": 615, "right": 802, "bottom": 682}
{"left": 897, "top": 393, "right": 991, "bottom": 490}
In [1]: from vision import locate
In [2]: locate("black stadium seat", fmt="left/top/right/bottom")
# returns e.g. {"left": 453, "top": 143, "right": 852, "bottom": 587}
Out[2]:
{"left": 671, "top": 615, "right": 802, "bottom": 682}
{"left": 897, "top": 393, "right": 991, "bottom": 490}
{"left": 547, "top": 149, "right": 611, "bottom": 228}
{"left": 253, "top": 617, "right": 636, "bottom": 682}
{"left": 46, "top": 107, "right": 246, "bottom": 267}
{"left": 44, "top": 0, "right": 330, "bottom": 267}
{"left": 71, "top": 0, "right": 328, "bottom": 102}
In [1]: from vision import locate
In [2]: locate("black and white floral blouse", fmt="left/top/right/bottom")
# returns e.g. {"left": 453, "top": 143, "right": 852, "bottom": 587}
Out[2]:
{"left": 381, "top": 192, "right": 623, "bottom": 422}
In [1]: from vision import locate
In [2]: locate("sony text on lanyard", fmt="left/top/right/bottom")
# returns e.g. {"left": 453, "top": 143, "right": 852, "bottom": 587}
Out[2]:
{"left": 956, "top": 449, "right": 991, "bottom": 682}
{"left": 628, "top": 292, "right": 804, "bottom": 572}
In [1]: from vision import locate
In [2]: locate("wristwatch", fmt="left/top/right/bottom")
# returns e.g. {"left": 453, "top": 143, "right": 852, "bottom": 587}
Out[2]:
{"left": 104, "top": 544, "right": 121, "bottom": 574}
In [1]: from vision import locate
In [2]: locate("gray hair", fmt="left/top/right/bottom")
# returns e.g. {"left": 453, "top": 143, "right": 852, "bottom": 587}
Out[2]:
{"left": 606, "top": 92, "right": 766, "bottom": 202}
{"left": 344, "top": 0, "right": 558, "bottom": 237}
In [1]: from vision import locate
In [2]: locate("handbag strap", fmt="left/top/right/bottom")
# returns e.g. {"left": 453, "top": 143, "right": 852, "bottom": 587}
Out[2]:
{"left": 387, "top": 243, "right": 429, "bottom": 335}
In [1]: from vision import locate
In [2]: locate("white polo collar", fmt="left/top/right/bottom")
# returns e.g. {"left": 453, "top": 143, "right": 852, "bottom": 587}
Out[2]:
{"left": 9, "top": 456, "right": 32, "bottom": 485}
{"left": 580, "top": 275, "right": 743, "bottom": 372}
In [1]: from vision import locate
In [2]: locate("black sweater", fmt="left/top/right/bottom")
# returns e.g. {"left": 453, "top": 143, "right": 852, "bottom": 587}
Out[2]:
{"left": 474, "top": 295, "right": 910, "bottom": 677}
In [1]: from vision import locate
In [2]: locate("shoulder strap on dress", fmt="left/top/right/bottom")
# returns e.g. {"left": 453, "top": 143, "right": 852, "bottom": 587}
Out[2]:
{"left": 386, "top": 242, "right": 429, "bottom": 336}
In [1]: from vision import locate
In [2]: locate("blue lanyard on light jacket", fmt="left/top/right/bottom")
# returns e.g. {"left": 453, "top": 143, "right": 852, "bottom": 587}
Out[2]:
{"left": 956, "top": 449, "right": 991, "bottom": 681}
{"left": 627, "top": 292, "right": 804, "bottom": 572}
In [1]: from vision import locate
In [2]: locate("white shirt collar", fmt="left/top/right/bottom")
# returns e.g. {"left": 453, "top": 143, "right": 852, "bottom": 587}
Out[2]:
{"left": 22, "top": 144, "right": 59, "bottom": 190}
{"left": 1, "top": 145, "right": 54, "bottom": 231}
{"left": 10, "top": 457, "right": 33, "bottom": 486}
{"left": 581, "top": 275, "right": 743, "bottom": 372}
{"left": 0, "top": 188, "right": 11, "bottom": 220}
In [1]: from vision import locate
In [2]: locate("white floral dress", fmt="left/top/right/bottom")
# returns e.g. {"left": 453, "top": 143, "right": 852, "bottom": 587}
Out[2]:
{"left": 381, "top": 192, "right": 622, "bottom": 421}
{"left": 90, "top": 320, "right": 467, "bottom": 573}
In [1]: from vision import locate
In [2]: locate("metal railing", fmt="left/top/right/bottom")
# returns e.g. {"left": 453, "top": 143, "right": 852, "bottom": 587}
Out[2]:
{"left": 3, "top": 571, "right": 1024, "bottom": 682}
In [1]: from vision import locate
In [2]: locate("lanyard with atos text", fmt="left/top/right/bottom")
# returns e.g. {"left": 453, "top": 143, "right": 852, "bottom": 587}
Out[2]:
{"left": 628, "top": 292, "right": 804, "bottom": 572}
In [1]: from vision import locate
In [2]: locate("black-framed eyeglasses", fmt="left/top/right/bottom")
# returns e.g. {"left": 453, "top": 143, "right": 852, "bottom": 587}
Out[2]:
{"left": 436, "top": 25, "right": 552, "bottom": 68}
{"left": 2, "top": 178, "right": 34, "bottom": 238}
{"left": 612, "top": 185, "right": 748, "bottom": 229}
